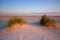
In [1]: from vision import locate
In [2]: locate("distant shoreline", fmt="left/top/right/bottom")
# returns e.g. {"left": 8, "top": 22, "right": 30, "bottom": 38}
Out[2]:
{"left": 0, "top": 12, "right": 60, "bottom": 16}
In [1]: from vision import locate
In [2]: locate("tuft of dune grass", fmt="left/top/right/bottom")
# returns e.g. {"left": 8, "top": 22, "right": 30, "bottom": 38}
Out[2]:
{"left": 6, "top": 16, "right": 25, "bottom": 28}
{"left": 40, "top": 15, "right": 56, "bottom": 28}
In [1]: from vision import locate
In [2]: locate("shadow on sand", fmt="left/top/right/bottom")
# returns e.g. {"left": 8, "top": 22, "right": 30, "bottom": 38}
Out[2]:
{"left": 26, "top": 22, "right": 41, "bottom": 26}
{"left": 0, "top": 20, "right": 8, "bottom": 30}
{"left": 0, "top": 22, "right": 42, "bottom": 30}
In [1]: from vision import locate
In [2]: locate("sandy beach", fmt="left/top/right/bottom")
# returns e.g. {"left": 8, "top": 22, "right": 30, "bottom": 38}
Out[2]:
{"left": 0, "top": 23, "right": 60, "bottom": 40}
{"left": 0, "top": 0, "right": 60, "bottom": 40}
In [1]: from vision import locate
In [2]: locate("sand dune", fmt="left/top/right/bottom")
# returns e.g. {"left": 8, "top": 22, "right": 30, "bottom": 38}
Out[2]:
{"left": 0, "top": 24, "right": 60, "bottom": 40}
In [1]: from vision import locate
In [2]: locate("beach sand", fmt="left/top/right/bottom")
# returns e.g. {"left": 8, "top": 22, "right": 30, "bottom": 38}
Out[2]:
{"left": 0, "top": 24, "right": 60, "bottom": 40}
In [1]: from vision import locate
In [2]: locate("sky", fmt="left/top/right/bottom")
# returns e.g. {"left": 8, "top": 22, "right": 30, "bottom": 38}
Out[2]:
{"left": 0, "top": 0, "right": 60, "bottom": 15}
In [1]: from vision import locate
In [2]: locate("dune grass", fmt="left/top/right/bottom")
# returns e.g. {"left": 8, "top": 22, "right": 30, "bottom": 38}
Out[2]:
{"left": 6, "top": 16, "right": 25, "bottom": 28}
{"left": 40, "top": 15, "right": 56, "bottom": 28}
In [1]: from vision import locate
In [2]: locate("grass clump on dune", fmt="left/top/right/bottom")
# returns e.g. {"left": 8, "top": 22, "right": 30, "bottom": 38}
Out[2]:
{"left": 40, "top": 15, "right": 56, "bottom": 28}
{"left": 7, "top": 16, "right": 25, "bottom": 28}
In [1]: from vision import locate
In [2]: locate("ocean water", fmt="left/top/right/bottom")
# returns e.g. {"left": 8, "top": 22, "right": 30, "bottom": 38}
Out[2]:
{"left": 0, "top": 16, "right": 60, "bottom": 30}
